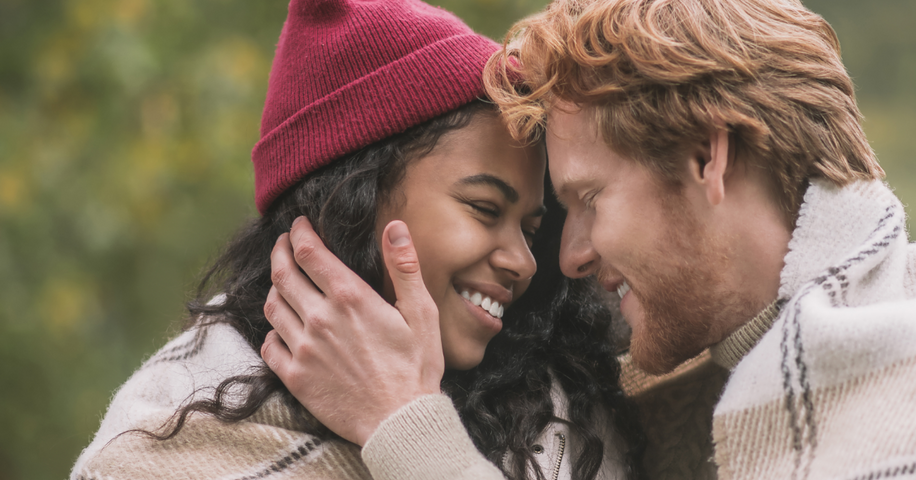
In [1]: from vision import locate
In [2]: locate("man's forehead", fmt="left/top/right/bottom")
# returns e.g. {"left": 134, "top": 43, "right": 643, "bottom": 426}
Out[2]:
{"left": 547, "top": 146, "right": 607, "bottom": 202}
{"left": 546, "top": 103, "right": 600, "bottom": 144}
{"left": 551, "top": 161, "right": 601, "bottom": 197}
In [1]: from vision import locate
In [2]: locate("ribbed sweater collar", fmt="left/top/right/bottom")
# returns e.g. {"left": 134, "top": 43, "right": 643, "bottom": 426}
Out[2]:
{"left": 710, "top": 301, "right": 781, "bottom": 370}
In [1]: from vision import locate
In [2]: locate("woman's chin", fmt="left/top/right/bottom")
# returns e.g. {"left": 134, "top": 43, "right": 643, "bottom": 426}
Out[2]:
{"left": 443, "top": 347, "right": 487, "bottom": 371}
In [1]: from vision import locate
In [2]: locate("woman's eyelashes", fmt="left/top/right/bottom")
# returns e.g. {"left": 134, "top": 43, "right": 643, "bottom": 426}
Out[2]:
{"left": 461, "top": 197, "right": 538, "bottom": 249}
{"left": 468, "top": 201, "right": 500, "bottom": 218}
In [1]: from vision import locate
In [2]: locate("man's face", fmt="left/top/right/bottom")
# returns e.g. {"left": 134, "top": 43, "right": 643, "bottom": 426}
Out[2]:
{"left": 547, "top": 106, "right": 753, "bottom": 374}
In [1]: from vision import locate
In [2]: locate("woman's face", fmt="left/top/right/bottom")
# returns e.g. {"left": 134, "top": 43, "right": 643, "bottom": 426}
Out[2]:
{"left": 377, "top": 113, "right": 546, "bottom": 370}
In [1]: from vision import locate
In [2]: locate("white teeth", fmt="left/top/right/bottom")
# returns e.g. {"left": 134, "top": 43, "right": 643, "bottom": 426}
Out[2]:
{"left": 470, "top": 292, "right": 482, "bottom": 306}
{"left": 617, "top": 280, "right": 631, "bottom": 299}
{"left": 458, "top": 287, "right": 504, "bottom": 319}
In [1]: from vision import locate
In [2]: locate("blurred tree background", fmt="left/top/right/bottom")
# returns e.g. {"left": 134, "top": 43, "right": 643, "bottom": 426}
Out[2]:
{"left": 0, "top": 0, "right": 913, "bottom": 478}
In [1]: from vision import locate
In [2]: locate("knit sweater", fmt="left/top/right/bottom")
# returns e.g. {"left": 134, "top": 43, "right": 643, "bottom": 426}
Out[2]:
{"left": 613, "top": 303, "right": 780, "bottom": 480}
{"left": 71, "top": 320, "right": 626, "bottom": 480}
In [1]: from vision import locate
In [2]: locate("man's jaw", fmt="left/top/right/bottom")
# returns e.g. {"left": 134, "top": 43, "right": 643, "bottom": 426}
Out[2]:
{"left": 597, "top": 267, "right": 709, "bottom": 375}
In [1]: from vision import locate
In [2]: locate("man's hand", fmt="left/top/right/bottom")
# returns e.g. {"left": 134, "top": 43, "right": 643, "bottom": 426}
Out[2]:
{"left": 260, "top": 216, "right": 443, "bottom": 446}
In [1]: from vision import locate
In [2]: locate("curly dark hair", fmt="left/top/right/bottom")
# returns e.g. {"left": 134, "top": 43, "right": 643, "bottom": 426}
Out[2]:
{"left": 154, "top": 100, "right": 645, "bottom": 480}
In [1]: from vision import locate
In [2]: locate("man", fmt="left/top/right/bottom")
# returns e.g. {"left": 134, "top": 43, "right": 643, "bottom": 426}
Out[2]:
{"left": 261, "top": 0, "right": 916, "bottom": 478}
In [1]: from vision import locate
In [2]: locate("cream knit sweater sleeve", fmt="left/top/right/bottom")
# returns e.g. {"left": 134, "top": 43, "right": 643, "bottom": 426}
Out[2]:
{"left": 362, "top": 394, "right": 505, "bottom": 480}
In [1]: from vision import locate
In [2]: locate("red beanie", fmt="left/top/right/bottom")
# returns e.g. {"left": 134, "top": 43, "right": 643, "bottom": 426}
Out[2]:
{"left": 252, "top": 0, "right": 500, "bottom": 215}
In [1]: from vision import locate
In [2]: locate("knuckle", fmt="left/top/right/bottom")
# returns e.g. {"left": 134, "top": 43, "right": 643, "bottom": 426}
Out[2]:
{"left": 329, "top": 283, "right": 358, "bottom": 305}
{"left": 302, "top": 310, "right": 328, "bottom": 332}
{"left": 270, "top": 265, "right": 291, "bottom": 290}
{"left": 422, "top": 302, "right": 438, "bottom": 320}
{"left": 292, "top": 341, "right": 310, "bottom": 360}
{"left": 394, "top": 251, "right": 421, "bottom": 275}
{"left": 293, "top": 240, "right": 318, "bottom": 268}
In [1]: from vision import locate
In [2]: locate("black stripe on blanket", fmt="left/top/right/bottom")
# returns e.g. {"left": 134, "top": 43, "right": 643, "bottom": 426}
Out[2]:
{"left": 144, "top": 327, "right": 209, "bottom": 367}
{"left": 73, "top": 439, "right": 324, "bottom": 480}
{"left": 780, "top": 291, "right": 816, "bottom": 480}
{"left": 234, "top": 438, "right": 324, "bottom": 480}
{"left": 780, "top": 204, "right": 903, "bottom": 480}
{"left": 847, "top": 460, "right": 916, "bottom": 480}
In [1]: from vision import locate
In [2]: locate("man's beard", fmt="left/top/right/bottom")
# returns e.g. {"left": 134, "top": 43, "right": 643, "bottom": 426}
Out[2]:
{"left": 624, "top": 191, "right": 756, "bottom": 375}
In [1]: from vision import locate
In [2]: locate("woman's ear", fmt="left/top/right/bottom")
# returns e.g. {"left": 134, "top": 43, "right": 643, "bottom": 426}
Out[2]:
{"left": 688, "top": 128, "right": 730, "bottom": 206}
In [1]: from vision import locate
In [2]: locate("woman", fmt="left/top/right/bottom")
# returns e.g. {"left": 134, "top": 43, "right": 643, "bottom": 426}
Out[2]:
{"left": 70, "top": 1, "right": 643, "bottom": 479}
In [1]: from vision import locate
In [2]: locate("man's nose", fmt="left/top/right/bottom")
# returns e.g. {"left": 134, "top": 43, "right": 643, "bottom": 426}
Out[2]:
{"left": 559, "top": 210, "right": 598, "bottom": 278}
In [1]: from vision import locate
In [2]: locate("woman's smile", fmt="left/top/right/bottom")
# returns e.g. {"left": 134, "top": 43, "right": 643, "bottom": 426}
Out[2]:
{"left": 454, "top": 280, "right": 513, "bottom": 319}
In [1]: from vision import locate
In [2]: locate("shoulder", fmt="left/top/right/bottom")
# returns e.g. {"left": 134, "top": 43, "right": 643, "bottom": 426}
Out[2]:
{"left": 145, "top": 321, "right": 260, "bottom": 373}
{"left": 71, "top": 321, "right": 270, "bottom": 477}
{"left": 115, "top": 320, "right": 262, "bottom": 415}
{"left": 133, "top": 321, "right": 263, "bottom": 402}
{"left": 72, "top": 321, "right": 374, "bottom": 480}
{"left": 72, "top": 391, "right": 366, "bottom": 480}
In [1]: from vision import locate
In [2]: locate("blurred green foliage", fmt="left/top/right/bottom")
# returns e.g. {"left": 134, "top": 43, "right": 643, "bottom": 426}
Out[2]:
{"left": 0, "top": 0, "right": 913, "bottom": 479}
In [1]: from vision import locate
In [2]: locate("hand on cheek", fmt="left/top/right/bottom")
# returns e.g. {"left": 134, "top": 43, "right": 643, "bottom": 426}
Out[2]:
{"left": 260, "top": 217, "right": 443, "bottom": 446}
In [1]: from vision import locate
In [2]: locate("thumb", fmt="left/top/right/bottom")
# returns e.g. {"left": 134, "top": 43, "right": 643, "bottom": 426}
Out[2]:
{"left": 382, "top": 221, "right": 438, "bottom": 332}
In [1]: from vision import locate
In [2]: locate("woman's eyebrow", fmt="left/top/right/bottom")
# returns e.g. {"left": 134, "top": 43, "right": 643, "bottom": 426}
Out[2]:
{"left": 457, "top": 174, "right": 519, "bottom": 202}
{"left": 458, "top": 174, "right": 547, "bottom": 217}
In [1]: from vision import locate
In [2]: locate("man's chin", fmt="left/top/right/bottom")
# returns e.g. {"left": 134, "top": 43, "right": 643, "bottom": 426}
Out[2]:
{"left": 630, "top": 339, "right": 702, "bottom": 376}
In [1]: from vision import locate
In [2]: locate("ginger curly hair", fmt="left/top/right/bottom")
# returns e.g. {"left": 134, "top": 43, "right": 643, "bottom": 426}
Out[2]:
{"left": 484, "top": 0, "right": 883, "bottom": 222}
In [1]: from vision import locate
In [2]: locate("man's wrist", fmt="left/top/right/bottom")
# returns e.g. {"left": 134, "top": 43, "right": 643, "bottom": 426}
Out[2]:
{"left": 362, "top": 394, "right": 500, "bottom": 480}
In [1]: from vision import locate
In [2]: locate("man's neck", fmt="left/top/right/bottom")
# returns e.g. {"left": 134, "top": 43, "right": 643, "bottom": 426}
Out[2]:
{"left": 706, "top": 172, "right": 793, "bottom": 346}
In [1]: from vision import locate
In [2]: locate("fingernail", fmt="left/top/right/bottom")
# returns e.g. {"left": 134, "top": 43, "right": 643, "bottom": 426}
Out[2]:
{"left": 388, "top": 221, "right": 410, "bottom": 247}
{"left": 292, "top": 216, "right": 304, "bottom": 227}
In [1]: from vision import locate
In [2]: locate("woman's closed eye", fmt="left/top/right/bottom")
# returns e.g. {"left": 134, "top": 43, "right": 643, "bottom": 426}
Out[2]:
{"left": 469, "top": 202, "right": 537, "bottom": 247}
{"left": 468, "top": 201, "right": 501, "bottom": 218}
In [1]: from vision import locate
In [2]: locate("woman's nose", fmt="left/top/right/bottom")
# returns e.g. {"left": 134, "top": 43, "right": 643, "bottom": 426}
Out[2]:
{"left": 491, "top": 230, "right": 538, "bottom": 281}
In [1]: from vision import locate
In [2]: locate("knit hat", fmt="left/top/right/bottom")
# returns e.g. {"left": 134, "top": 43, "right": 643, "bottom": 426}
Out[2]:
{"left": 252, "top": 0, "right": 500, "bottom": 214}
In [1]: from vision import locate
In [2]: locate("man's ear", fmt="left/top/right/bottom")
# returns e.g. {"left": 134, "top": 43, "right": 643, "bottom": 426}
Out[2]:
{"left": 689, "top": 128, "right": 730, "bottom": 206}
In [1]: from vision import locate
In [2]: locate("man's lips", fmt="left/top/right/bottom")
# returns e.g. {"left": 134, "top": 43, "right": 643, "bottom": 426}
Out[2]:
{"left": 599, "top": 276, "right": 623, "bottom": 294}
